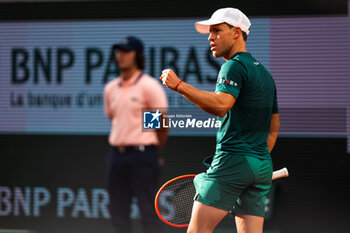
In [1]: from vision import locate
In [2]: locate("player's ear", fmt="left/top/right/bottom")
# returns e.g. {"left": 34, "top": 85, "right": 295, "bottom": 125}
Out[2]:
{"left": 234, "top": 27, "right": 241, "bottom": 39}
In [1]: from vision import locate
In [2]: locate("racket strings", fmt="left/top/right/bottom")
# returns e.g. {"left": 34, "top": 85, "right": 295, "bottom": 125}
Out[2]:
{"left": 157, "top": 176, "right": 196, "bottom": 226}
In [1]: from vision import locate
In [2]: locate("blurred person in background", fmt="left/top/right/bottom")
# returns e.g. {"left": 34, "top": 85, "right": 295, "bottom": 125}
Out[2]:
{"left": 104, "top": 36, "right": 168, "bottom": 233}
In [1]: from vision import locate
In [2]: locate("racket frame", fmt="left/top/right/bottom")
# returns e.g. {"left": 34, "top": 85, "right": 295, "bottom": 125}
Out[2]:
{"left": 154, "top": 174, "right": 196, "bottom": 228}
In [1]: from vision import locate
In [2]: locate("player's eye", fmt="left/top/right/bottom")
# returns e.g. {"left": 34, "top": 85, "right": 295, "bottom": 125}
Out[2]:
{"left": 210, "top": 29, "right": 219, "bottom": 33}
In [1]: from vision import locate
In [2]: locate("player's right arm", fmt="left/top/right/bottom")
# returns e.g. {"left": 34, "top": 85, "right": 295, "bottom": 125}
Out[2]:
{"left": 177, "top": 82, "right": 235, "bottom": 117}
{"left": 160, "top": 69, "right": 235, "bottom": 117}
{"left": 267, "top": 113, "right": 280, "bottom": 152}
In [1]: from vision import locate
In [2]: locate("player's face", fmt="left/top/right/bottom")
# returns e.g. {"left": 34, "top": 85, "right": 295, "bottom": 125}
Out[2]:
{"left": 208, "top": 23, "right": 237, "bottom": 58}
{"left": 115, "top": 49, "right": 137, "bottom": 71}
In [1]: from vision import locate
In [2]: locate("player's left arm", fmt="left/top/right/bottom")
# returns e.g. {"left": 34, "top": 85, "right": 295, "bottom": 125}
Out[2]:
{"left": 160, "top": 69, "right": 235, "bottom": 117}
{"left": 267, "top": 113, "right": 280, "bottom": 152}
{"left": 267, "top": 86, "right": 280, "bottom": 152}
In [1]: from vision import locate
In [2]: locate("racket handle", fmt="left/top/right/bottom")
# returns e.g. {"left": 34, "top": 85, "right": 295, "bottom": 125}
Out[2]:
{"left": 272, "top": 167, "right": 289, "bottom": 180}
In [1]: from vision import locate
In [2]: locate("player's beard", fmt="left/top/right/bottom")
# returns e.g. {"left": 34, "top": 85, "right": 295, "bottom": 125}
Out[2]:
{"left": 211, "top": 47, "right": 223, "bottom": 58}
{"left": 212, "top": 40, "right": 235, "bottom": 60}
{"left": 221, "top": 42, "right": 236, "bottom": 60}
{"left": 212, "top": 46, "right": 230, "bottom": 59}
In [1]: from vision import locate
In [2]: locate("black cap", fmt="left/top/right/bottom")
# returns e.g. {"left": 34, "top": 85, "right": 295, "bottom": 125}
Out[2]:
{"left": 112, "top": 36, "right": 144, "bottom": 54}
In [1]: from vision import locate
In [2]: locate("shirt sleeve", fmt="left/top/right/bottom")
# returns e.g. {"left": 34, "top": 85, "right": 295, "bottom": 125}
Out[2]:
{"left": 144, "top": 78, "right": 168, "bottom": 112}
{"left": 215, "top": 61, "right": 245, "bottom": 100}
{"left": 272, "top": 86, "right": 279, "bottom": 114}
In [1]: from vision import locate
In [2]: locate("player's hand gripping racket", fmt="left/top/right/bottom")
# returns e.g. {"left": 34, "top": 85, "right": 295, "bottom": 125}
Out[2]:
{"left": 154, "top": 167, "right": 289, "bottom": 228}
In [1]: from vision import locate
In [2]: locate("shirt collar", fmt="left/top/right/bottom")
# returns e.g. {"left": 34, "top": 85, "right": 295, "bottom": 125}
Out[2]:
{"left": 119, "top": 70, "right": 142, "bottom": 87}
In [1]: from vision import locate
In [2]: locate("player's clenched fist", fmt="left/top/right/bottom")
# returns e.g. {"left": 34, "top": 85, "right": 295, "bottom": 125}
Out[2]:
{"left": 160, "top": 69, "right": 183, "bottom": 91}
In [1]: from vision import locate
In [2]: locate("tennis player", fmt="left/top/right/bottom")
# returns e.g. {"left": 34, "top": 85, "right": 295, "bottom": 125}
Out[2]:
{"left": 161, "top": 8, "right": 280, "bottom": 233}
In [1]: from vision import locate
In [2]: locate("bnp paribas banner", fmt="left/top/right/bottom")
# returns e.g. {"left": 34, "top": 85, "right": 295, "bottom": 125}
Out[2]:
{"left": 0, "top": 19, "right": 270, "bottom": 135}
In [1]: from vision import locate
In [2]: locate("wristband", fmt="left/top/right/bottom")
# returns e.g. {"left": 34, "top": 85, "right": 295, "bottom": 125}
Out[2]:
{"left": 174, "top": 80, "right": 183, "bottom": 92}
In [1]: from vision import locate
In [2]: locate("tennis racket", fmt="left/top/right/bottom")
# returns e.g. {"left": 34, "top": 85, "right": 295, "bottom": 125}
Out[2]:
{"left": 154, "top": 167, "right": 289, "bottom": 228}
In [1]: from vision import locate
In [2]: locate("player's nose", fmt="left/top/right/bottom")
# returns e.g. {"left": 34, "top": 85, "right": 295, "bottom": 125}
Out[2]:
{"left": 209, "top": 32, "right": 216, "bottom": 41}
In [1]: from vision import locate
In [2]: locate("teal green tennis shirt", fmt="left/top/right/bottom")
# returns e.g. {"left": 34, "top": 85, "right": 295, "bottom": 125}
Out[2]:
{"left": 215, "top": 52, "right": 279, "bottom": 159}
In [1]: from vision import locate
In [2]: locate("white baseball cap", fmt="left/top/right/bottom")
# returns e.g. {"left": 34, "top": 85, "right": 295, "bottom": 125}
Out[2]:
{"left": 195, "top": 7, "right": 251, "bottom": 35}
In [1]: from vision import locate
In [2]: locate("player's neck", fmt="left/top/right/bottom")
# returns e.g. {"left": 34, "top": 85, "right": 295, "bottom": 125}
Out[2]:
{"left": 224, "top": 41, "right": 247, "bottom": 61}
{"left": 121, "top": 66, "right": 139, "bottom": 81}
